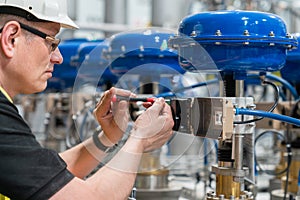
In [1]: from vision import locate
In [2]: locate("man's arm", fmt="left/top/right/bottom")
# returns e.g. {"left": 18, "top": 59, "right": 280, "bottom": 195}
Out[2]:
{"left": 59, "top": 87, "right": 132, "bottom": 178}
{"left": 50, "top": 98, "right": 174, "bottom": 200}
{"left": 59, "top": 131, "right": 113, "bottom": 179}
{"left": 53, "top": 137, "right": 144, "bottom": 200}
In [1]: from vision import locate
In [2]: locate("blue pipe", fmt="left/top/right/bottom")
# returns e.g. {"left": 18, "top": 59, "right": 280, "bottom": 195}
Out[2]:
{"left": 235, "top": 108, "right": 300, "bottom": 127}
{"left": 156, "top": 79, "right": 219, "bottom": 98}
{"left": 247, "top": 74, "right": 299, "bottom": 100}
{"left": 266, "top": 74, "right": 299, "bottom": 100}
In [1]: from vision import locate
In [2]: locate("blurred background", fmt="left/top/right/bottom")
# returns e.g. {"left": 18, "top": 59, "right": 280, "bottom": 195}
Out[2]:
{"left": 62, "top": 0, "right": 300, "bottom": 40}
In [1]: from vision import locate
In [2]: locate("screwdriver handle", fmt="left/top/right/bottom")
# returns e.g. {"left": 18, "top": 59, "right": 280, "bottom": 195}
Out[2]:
{"left": 112, "top": 95, "right": 155, "bottom": 103}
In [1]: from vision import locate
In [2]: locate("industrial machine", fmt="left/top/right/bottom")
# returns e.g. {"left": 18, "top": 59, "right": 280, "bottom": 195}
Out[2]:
{"left": 281, "top": 33, "right": 300, "bottom": 96}
{"left": 168, "top": 10, "right": 298, "bottom": 200}
{"left": 280, "top": 34, "right": 300, "bottom": 197}
{"left": 266, "top": 33, "right": 300, "bottom": 200}
{"left": 104, "top": 27, "right": 185, "bottom": 94}
{"left": 71, "top": 40, "right": 119, "bottom": 91}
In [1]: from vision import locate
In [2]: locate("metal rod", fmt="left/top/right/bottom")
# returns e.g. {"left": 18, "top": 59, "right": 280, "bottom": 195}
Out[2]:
{"left": 234, "top": 134, "right": 244, "bottom": 170}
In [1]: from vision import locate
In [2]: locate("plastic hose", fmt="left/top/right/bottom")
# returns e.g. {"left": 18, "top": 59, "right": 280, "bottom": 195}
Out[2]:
{"left": 235, "top": 108, "right": 300, "bottom": 127}
{"left": 247, "top": 74, "right": 299, "bottom": 100}
{"left": 156, "top": 79, "right": 218, "bottom": 98}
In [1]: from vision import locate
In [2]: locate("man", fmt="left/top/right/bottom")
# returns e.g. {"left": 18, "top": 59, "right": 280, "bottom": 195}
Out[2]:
{"left": 0, "top": 1, "right": 174, "bottom": 199}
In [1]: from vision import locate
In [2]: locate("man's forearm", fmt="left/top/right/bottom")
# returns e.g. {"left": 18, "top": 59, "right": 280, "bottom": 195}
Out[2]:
{"left": 85, "top": 136, "right": 144, "bottom": 199}
{"left": 59, "top": 132, "right": 111, "bottom": 179}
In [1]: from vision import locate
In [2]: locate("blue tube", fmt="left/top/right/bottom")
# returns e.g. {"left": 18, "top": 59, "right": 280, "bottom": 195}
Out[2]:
{"left": 156, "top": 92, "right": 174, "bottom": 98}
{"left": 235, "top": 108, "right": 300, "bottom": 127}
{"left": 266, "top": 74, "right": 299, "bottom": 100}
{"left": 156, "top": 79, "right": 219, "bottom": 98}
{"left": 247, "top": 74, "right": 299, "bottom": 100}
{"left": 204, "top": 138, "right": 208, "bottom": 166}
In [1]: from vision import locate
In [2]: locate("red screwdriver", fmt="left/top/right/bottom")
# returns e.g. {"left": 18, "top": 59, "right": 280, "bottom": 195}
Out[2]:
{"left": 112, "top": 95, "right": 171, "bottom": 104}
{"left": 112, "top": 95, "right": 156, "bottom": 103}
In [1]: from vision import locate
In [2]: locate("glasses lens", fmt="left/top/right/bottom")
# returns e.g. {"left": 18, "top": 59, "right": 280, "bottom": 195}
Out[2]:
{"left": 51, "top": 40, "right": 60, "bottom": 51}
{"left": 46, "top": 36, "right": 61, "bottom": 52}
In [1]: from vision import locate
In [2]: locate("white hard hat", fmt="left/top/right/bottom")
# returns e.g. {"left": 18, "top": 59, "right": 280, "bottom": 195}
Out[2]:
{"left": 0, "top": 0, "right": 78, "bottom": 29}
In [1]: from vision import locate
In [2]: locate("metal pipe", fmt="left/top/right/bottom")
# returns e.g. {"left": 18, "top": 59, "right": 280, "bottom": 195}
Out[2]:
{"left": 105, "top": 0, "right": 127, "bottom": 24}
{"left": 219, "top": 80, "right": 225, "bottom": 97}
{"left": 234, "top": 134, "right": 244, "bottom": 170}
{"left": 235, "top": 80, "right": 245, "bottom": 97}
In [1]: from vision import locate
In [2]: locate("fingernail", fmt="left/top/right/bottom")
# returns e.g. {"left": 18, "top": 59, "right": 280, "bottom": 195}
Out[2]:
{"left": 156, "top": 97, "right": 163, "bottom": 102}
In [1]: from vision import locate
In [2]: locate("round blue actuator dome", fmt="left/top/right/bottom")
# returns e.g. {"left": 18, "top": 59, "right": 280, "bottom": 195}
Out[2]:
{"left": 281, "top": 33, "right": 300, "bottom": 84}
{"left": 169, "top": 10, "right": 298, "bottom": 72}
{"left": 104, "top": 28, "right": 185, "bottom": 76}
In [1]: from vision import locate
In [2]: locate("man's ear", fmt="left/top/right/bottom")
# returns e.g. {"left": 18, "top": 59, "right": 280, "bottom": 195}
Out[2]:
{"left": 0, "top": 21, "right": 22, "bottom": 58}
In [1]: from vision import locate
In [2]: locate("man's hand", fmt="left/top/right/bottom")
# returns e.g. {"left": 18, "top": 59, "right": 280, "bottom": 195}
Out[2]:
{"left": 131, "top": 98, "right": 174, "bottom": 152}
{"left": 93, "top": 87, "right": 134, "bottom": 144}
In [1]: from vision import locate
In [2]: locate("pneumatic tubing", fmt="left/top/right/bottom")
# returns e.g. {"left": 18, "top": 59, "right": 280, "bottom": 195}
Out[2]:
{"left": 156, "top": 79, "right": 219, "bottom": 98}
{"left": 266, "top": 74, "right": 299, "bottom": 99}
{"left": 247, "top": 73, "right": 299, "bottom": 100}
{"left": 235, "top": 108, "right": 300, "bottom": 127}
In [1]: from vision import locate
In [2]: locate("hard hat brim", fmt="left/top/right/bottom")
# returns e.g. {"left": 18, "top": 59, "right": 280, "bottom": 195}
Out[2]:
{"left": 0, "top": 4, "right": 79, "bottom": 29}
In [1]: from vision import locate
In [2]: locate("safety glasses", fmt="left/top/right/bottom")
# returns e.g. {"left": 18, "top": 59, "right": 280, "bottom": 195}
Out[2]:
{"left": 0, "top": 22, "right": 61, "bottom": 52}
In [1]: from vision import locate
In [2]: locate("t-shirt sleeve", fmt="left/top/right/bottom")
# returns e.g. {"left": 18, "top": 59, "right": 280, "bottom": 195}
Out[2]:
{"left": 0, "top": 94, "right": 74, "bottom": 200}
